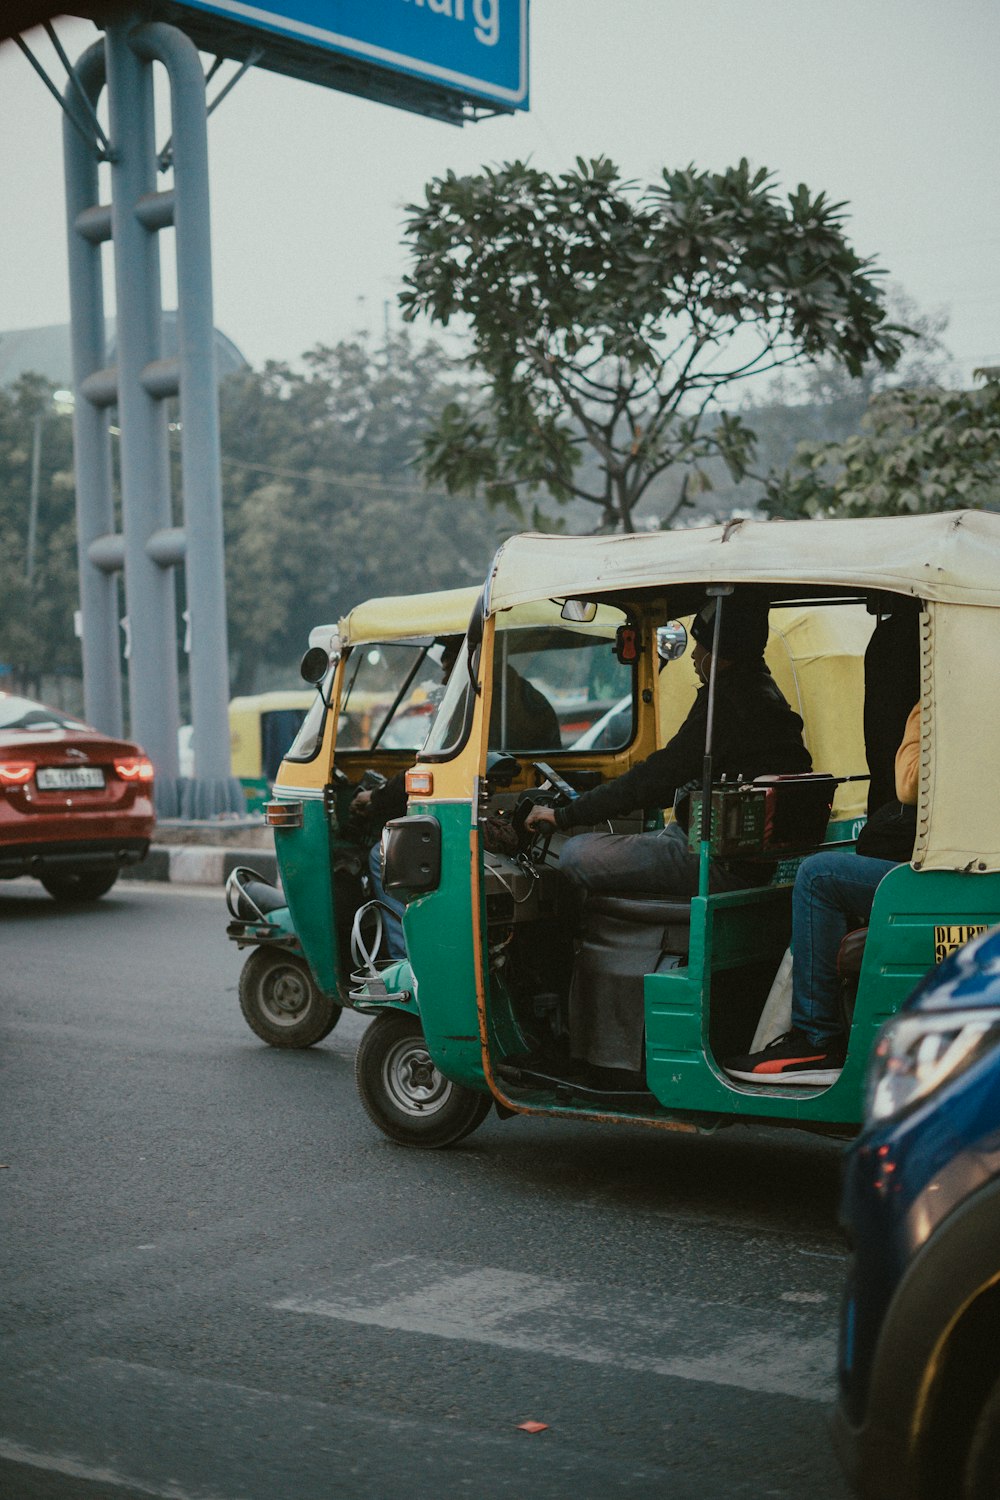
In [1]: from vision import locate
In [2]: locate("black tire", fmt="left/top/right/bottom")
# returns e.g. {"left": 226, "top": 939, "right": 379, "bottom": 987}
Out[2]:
{"left": 355, "top": 1011, "right": 493, "bottom": 1148}
{"left": 40, "top": 868, "right": 118, "bottom": 902}
{"left": 963, "top": 1374, "right": 1000, "bottom": 1500}
{"left": 238, "top": 947, "right": 341, "bottom": 1048}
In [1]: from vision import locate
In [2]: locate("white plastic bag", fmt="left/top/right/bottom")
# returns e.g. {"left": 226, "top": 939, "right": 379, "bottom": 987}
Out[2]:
{"left": 750, "top": 945, "right": 793, "bottom": 1053}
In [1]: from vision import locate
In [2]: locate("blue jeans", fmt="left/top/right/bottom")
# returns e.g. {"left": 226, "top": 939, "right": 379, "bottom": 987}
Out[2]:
{"left": 368, "top": 843, "right": 407, "bottom": 961}
{"left": 559, "top": 821, "right": 768, "bottom": 898}
{"left": 791, "top": 850, "right": 899, "bottom": 1045}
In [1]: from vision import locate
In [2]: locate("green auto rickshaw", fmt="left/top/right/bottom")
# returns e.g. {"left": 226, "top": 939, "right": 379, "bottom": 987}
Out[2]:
{"left": 225, "top": 585, "right": 480, "bottom": 1046}
{"left": 334, "top": 511, "right": 1000, "bottom": 1148}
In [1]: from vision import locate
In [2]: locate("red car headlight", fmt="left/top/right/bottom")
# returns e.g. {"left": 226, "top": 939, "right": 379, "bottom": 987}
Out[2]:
{"left": 114, "top": 757, "right": 155, "bottom": 782}
{"left": 0, "top": 761, "right": 36, "bottom": 787}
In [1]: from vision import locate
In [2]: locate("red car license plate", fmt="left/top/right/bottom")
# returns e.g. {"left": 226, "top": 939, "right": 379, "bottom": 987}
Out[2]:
{"left": 35, "top": 766, "right": 106, "bottom": 791}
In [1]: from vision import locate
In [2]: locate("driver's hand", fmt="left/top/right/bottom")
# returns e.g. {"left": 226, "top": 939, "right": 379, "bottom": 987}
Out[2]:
{"left": 524, "top": 804, "right": 557, "bottom": 833}
{"left": 352, "top": 787, "right": 373, "bottom": 809}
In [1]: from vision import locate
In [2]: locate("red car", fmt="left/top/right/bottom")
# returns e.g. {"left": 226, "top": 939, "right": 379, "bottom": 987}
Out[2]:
{"left": 0, "top": 691, "right": 155, "bottom": 901}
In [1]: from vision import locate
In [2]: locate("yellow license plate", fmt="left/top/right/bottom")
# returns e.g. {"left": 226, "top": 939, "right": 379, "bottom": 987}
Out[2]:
{"left": 934, "top": 924, "right": 990, "bottom": 963}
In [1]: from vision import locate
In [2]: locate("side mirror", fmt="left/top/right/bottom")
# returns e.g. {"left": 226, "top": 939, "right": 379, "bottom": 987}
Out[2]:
{"left": 560, "top": 598, "right": 598, "bottom": 623}
{"left": 656, "top": 621, "right": 688, "bottom": 663}
{"left": 300, "top": 646, "right": 330, "bottom": 685}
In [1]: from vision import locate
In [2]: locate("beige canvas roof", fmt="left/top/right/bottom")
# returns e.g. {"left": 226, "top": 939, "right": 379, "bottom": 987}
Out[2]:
{"left": 338, "top": 586, "right": 480, "bottom": 647}
{"left": 485, "top": 511, "right": 1000, "bottom": 613}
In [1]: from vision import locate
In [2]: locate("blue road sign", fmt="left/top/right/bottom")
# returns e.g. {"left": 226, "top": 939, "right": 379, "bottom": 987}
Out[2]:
{"left": 172, "top": 0, "right": 529, "bottom": 110}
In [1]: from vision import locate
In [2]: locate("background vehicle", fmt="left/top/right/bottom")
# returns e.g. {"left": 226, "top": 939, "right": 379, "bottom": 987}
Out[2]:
{"left": 0, "top": 689, "right": 154, "bottom": 900}
{"left": 228, "top": 586, "right": 479, "bottom": 1047}
{"left": 183, "top": 692, "right": 327, "bottom": 814}
{"left": 834, "top": 924, "right": 1000, "bottom": 1500}
{"left": 355, "top": 511, "right": 1000, "bottom": 1149}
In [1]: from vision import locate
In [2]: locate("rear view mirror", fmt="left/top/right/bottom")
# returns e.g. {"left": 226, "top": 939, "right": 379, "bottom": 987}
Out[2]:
{"left": 299, "top": 646, "right": 330, "bottom": 685}
{"left": 657, "top": 621, "right": 688, "bottom": 663}
{"left": 560, "top": 599, "right": 598, "bottom": 623}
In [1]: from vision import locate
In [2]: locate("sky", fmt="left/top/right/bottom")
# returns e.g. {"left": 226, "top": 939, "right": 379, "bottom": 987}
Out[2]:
{"left": 1, "top": 0, "right": 998, "bottom": 387}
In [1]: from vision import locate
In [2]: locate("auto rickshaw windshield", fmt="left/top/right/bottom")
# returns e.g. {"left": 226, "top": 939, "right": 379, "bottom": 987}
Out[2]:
{"left": 421, "top": 601, "right": 634, "bottom": 760}
{"left": 283, "top": 672, "right": 334, "bottom": 763}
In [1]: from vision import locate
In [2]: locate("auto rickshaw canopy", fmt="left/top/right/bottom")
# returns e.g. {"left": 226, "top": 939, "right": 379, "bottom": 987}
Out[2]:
{"left": 336, "top": 586, "right": 481, "bottom": 650}
{"left": 484, "top": 511, "right": 1000, "bottom": 612}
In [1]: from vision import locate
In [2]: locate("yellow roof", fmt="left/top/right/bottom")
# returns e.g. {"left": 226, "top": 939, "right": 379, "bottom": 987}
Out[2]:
{"left": 338, "top": 586, "right": 481, "bottom": 647}
{"left": 486, "top": 511, "right": 1000, "bottom": 612}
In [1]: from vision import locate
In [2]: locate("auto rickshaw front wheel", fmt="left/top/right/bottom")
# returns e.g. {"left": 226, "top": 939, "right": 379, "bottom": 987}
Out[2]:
{"left": 355, "top": 1011, "right": 493, "bottom": 1149}
{"left": 238, "top": 947, "right": 341, "bottom": 1048}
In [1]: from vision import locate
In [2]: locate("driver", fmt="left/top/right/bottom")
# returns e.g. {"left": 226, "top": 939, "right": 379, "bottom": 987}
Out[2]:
{"left": 524, "top": 593, "right": 811, "bottom": 899}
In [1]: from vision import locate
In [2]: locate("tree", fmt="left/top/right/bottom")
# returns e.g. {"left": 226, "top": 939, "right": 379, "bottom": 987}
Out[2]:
{"left": 400, "top": 156, "right": 907, "bottom": 532}
{"left": 217, "top": 331, "right": 503, "bottom": 691}
{"left": 762, "top": 369, "right": 1000, "bottom": 519}
{"left": 0, "top": 375, "right": 80, "bottom": 693}
{"left": 680, "top": 285, "right": 956, "bottom": 519}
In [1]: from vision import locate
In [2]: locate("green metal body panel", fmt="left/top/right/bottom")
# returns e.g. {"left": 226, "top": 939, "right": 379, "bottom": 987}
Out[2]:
{"left": 273, "top": 796, "right": 340, "bottom": 997}
{"left": 402, "top": 801, "right": 487, "bottom": 1090}
{"left": 405, "top": 806, "right": 1000, "bottom": 1130}
{"left": 645, "top": 863, "right": 1000, "bottom": 1124}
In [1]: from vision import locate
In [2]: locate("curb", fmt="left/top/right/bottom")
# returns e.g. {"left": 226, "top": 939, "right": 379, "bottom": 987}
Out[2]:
{"left": 120, "top": 845, "right": 277, "bottom": 888}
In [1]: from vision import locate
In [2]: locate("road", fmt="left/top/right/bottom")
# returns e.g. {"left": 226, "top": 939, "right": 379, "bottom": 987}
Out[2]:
{"left": 1, "top": 879, "right": 853, "bottom": 1500}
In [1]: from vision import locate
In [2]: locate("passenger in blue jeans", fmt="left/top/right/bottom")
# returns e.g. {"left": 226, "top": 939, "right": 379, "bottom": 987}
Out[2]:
{"left": 725, "top": 704, "right": 920, "bottom": 1085}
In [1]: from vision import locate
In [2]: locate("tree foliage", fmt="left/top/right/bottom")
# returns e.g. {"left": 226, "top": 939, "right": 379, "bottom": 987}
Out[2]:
{"left": 0, "top": 336, "right": 503, "bottom": 698}
{"left": 217, "top": 331, "right": 503, "bottom": 690}
{"left": 0, "top": 375, "right": 81, "bottom": 693}
{"left": 400, "top": 156, "right": 907, "bottom": 531}
{"left": 762, "top": 369, "right": 1000, "bottom": 519}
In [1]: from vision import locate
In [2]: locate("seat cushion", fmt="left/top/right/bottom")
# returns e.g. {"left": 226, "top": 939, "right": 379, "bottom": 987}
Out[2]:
{"left": 584, "top": 893, "right": 692, "bottom": 926}
{"left": 837, "top": 926, "right": 869, "bottom": 980}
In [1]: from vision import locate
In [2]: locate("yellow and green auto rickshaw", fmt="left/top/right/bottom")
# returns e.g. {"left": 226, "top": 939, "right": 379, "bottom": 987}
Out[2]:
{"left": 331, "top": 510, "right": 1000, "bottom": 1148}
{"left": 225, "top": 585, "right": 480, "bottom": 1046}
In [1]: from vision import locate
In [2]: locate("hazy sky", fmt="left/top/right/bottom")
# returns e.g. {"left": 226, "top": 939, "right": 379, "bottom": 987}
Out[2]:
{"left": 1, "top": 0, "right": 997, "bottom": 385}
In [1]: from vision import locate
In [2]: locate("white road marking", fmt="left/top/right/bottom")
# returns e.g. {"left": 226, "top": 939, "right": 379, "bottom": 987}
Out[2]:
{"left": 274, "top": 1256, "right": 835, "bottom": 1400}
{"left": 0, "top": 1439, "right": 235, "bottom": 1500}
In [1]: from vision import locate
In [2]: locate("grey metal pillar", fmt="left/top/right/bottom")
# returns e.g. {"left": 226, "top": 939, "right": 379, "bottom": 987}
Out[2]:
{"left": 105, "top": 20, "right": 182, "bottom": 814}
{"left": 132, "top": 23, "right": 242, "bottom": 819}
{"left": 62, "top": 39, "right": 123, "bottom": 738}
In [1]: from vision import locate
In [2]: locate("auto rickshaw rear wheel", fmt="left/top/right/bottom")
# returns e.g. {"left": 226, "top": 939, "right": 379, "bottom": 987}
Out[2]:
{"left": 355, "top": 1011, "right": 492, "bottom": 1148}
{"left": 238, "top": 947, "right": 341, "bottom": 1048}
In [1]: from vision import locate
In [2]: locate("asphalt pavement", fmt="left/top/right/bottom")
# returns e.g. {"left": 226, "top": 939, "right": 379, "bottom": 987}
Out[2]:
{"left": 1, "top": 878, "right": 853, "bottom": 1499}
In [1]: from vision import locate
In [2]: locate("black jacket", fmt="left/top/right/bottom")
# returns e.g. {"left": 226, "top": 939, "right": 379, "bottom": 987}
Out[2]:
{"left": 368, "top": 771, "right": 408, "bottom": 834}
{"left": 555, "top": 660, "right": 811, "bottom": 830}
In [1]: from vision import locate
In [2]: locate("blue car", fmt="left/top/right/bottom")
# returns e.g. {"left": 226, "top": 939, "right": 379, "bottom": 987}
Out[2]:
{"left": 835, "top": 924, "right": 1000, "bottom": 1500}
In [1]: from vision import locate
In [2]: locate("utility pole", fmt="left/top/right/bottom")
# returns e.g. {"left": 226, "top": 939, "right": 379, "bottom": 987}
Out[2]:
{"left": 26, "top": 409, "right": 43, "bottom": 588}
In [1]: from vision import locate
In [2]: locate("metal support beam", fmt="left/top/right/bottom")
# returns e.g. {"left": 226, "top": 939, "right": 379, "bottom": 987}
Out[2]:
{"left": 157, "top": 47, "right": 262, "bottom": 169}
{"left": 62, "top": 39, "right": 123, "bottom": 738}
{"left": 60, "top": 17, "right": 242, "bottom": 818}
{"left": 44, "top": 21, "right": 114, "bottom": 158}
{"left": 87, "top": 532, "right": 126, "bottom": 573}
{"left": 106, "top": 19, "right": 183, "bottom": 812}
{"left": 132, "top": 21, "right": 243, "bottom": 816}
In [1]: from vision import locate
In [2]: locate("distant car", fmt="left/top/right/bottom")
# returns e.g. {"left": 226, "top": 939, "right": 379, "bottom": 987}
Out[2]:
{"left": 0, "top": 691, "right": 155, "bottom": 901}
{"left": 570, "top": 693, "right": 632, "bottom": 751}
{"left": 834, "top": 924, "right": 1000, "bottom": 1500}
